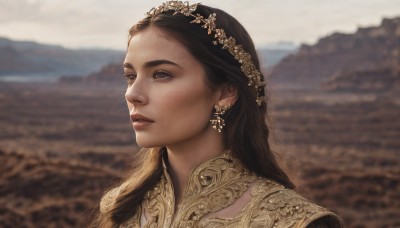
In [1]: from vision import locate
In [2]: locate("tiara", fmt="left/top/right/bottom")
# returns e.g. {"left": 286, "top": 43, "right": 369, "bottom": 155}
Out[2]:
{"left": 145, "top": 1, "right": 266, "bottom": 106}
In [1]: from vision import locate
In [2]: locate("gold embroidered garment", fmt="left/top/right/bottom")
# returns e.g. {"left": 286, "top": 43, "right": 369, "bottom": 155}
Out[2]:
{"left": 102, "top": 152, "right": 343, "bottom": 228}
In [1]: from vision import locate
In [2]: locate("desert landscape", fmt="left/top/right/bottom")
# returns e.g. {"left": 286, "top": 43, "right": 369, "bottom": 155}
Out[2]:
{"left": 0, "top": 81, "right": 399, "bottom": 227}
{"left": 0, "top": 16, "right": 399, "bottom": 228}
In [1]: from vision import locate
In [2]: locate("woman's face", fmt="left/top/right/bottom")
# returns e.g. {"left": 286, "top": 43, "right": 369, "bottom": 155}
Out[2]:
{"left": 124, "top": 26, "right": 218, "bottom": 148}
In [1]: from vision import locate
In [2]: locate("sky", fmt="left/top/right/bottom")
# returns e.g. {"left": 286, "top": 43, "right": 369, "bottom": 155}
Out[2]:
{"left": 0, "top": 0, "right": 399, "bottom": 50}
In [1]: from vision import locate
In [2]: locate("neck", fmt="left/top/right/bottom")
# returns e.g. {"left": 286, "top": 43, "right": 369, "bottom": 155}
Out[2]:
{"left": 165, "top": 127, "right": 225, "bottom": 205}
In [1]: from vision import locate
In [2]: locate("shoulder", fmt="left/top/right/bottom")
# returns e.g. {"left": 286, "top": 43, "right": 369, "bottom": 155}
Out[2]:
{"left": 247, "top": 179, "right": 343, "bottom": 228}
{"left": 99, "top": 186, "right": 121, "bottom": 214}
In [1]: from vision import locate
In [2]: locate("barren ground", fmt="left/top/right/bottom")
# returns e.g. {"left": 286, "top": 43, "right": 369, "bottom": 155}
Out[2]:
{"left": 0, "top": 82, "right": 399, "bottom": 227}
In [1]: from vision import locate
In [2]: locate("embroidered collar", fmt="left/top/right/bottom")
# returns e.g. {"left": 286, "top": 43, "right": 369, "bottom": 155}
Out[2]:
{"left": 142, "top": 151, "right": 256, "bottom": 227}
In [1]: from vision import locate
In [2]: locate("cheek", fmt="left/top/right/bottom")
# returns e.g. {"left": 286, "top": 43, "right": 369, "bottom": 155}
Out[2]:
{"left": 153, "top": 83, "right": 214, "bottom": 137}
{"left": 159, "top": 83, "right": 212, "bottom": 118}
{"left": 135, "top": 91, "right": 213, "bottom": 148}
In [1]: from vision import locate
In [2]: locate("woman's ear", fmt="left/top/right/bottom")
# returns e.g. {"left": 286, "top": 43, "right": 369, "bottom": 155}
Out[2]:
{"left": 216, "top": 84, "right": 238, "bottom": 107}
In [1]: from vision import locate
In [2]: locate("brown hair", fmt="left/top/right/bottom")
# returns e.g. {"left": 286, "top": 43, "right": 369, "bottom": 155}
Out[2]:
{"left": 94, "top": 4, "right": 294, "bottom": 227}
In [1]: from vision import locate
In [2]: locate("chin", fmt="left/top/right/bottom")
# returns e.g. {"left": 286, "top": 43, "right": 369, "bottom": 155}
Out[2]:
{"left": 136, "top": 142, "right": 159, "bottom": 149}
{"left": 135, "top": 137, "right": 164, "bottom": 149}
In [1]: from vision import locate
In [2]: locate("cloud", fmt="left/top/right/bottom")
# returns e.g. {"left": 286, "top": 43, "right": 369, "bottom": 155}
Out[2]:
{"left": 0, "top": 0, "right": 399, "bottom": 49}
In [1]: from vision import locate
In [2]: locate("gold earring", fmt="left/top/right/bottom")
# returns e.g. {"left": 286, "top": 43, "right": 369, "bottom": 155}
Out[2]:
{"left": 210, "top": 104, "right": 231, "bottom": 133}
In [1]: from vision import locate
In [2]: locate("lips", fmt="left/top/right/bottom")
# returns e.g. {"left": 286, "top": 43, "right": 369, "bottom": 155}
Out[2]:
{"left": 130, "top": 113, "right": 154, "bottom": 130}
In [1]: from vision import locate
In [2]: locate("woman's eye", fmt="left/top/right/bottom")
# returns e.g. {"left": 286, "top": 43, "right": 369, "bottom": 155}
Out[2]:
{"left": 124, "top": 74, "right": 137, "bottom": 84}
{"left": 153, "top": 71, "right": 172, "bottom": 80}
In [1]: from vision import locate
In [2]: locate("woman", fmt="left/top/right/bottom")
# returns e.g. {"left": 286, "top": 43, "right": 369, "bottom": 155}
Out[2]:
{"left": 95, "top": 1, "right": 343, "bottom": 227}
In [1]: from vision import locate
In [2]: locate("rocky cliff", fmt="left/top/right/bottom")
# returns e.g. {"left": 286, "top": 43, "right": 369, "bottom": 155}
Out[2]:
{"left": 267, "top": 17, "right": 400, "bottom": 91}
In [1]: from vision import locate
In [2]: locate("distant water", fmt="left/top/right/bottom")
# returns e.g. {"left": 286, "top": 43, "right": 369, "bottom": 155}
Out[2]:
{"left": 0, "top": 74, "right": 60, "bottom": 83}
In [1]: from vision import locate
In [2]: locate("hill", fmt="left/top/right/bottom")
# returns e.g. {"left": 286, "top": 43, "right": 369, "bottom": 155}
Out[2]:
{"left": 0, "top": 36, "right": 296, "bottom": 83}
{"left": 59, "top": 63, "right": 124, "bottom": 84}
{"left": 267, "top": 17, "right": 400, "bottom": 91}
{"left": 0, "top": 37, "right": 124, "bottom": 78}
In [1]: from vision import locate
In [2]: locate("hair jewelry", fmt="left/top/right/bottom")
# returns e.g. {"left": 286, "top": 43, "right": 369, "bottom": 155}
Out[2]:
{"left": 145, "top": 1, "right": 266, "bottom": 106}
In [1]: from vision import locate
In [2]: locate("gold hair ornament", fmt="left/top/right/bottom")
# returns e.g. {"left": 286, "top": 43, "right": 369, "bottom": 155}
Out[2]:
{"left": 146, "top": 1, "right": 266, "bottom": 106}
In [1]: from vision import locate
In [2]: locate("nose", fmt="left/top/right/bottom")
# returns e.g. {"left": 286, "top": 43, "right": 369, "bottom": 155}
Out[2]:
{"left": 125, "top": 80, "right": 148, "bottom": 106}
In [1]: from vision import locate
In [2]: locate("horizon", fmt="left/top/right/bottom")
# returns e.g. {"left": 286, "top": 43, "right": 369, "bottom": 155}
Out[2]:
{"left": 0, "top": 0, "right": 400, "bottom": 50}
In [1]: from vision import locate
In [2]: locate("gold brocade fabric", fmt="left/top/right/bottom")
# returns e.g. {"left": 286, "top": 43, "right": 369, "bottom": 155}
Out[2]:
{"left": 101, "top": 152, "right": 343, "bottom": 228}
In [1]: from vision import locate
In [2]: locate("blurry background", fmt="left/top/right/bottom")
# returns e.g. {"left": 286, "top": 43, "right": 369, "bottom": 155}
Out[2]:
{"left": 0, "top": 0, "right": 399, "bottom": 227}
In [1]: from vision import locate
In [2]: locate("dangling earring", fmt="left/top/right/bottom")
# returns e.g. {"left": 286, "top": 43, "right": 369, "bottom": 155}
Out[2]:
{"left": 210, "top": 104, "right": 231, "bottom": 133}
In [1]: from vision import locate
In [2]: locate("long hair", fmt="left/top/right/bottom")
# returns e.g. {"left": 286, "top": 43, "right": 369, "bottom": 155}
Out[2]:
{"left": 94, "top": 4, "right": 294, "bottom": 227}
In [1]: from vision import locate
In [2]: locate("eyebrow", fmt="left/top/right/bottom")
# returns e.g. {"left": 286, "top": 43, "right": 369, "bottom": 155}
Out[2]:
{"left": 123, "top": 59, "right": 182, "bottom": 69}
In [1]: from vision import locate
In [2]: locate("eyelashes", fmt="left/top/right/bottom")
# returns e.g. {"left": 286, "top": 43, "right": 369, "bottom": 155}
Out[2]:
{"left": 123, "top": 70, "right": 173, "bottom": 84}
{"left": 152, "top": 71, "right": 172, "bottom": 80}
{"left": 123, "top": 73, "right": 137, "bottom": 84}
